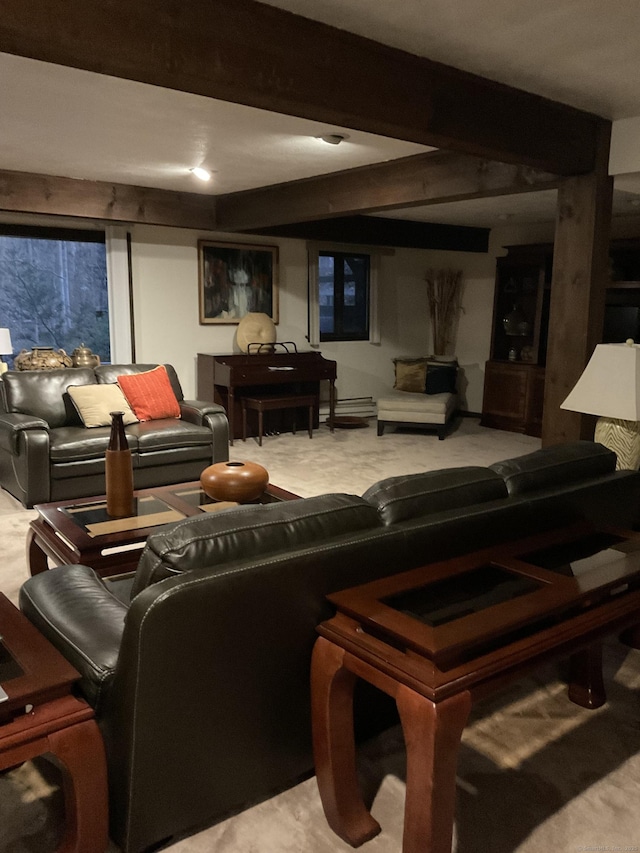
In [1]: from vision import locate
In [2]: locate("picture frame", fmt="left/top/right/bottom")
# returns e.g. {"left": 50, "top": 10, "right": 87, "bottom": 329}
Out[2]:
{"left": 198, "top": 240, "right": 279, "bottom": 324}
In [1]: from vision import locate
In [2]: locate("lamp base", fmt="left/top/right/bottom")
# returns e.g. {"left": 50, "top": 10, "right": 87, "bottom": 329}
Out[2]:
{"left": 594, "top": 417, "right": 640, "bottom": 470}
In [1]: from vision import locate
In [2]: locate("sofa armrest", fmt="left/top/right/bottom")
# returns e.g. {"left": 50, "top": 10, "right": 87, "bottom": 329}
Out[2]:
{"left": 0, "top": 411, "right": 49, "bottom": 454}
{"left": 180, "top": 399, "right": 229, "bottom": 461}
{"left": 19, "top": 565, "right": 127, "bottom": 711}
{"left": 179, "top": 399, "right": 226, "bottom": 424}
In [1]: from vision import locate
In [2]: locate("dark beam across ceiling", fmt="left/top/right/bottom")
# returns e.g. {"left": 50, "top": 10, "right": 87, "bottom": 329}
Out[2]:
{"left": 216, "top": 151, "right": 560, "bottom": 232}
{"left": 0, "top": 0, "right": 606, "bottom": 175}
{"left": 0, "top": 170, "right": 217, "bottom": 230}
{"left": 252, "top": 216, "right": 490, "bottom": 253}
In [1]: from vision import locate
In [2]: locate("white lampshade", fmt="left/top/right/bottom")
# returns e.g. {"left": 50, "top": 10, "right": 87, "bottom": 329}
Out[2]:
{"left": 0, "top": 328, "right": 12, "bottom": 357}
{"left": 561, "top": 341, "right": 640, "bottom": 421}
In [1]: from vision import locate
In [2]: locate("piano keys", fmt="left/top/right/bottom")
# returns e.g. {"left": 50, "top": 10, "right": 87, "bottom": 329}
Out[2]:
{"left": 197, "top": 352, "right": 337, "bottom": 443}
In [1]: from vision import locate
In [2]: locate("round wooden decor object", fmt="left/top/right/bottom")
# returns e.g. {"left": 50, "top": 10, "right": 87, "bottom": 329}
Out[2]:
{"left": 200, "top": 461, "right": 269, "bottom": 503}
{"left": 326, "top": 416, "right": 369, "bottom": 429}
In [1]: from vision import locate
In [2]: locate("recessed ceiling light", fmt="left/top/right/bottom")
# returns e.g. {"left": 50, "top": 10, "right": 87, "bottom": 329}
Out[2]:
{"left": 629, "top": 198, "right": 640, "bottom": 207}
{"left": 190, "top": 166, "right": 211, "bottom": 181}
{"left": 318, "top": 133, "right": 349, "bottom": 145}
{"left": 497, "top": 213, "right": 514, "bottom": 220}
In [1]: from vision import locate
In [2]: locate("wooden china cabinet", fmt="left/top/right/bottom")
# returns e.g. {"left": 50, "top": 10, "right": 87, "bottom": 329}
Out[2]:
{"left": 481, "top": 239, "right": 640, "bottom": 437}
{"left": 481, "top": 244, "right": 552, "bottom": 437}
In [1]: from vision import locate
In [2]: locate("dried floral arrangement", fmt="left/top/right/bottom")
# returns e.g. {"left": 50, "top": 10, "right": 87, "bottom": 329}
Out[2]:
{"left": 425, "top": 268, "right": 464, "bottom": 355}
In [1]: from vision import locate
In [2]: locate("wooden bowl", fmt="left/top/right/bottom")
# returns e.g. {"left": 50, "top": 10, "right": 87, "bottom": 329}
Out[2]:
{"left": 200, "top": 461, "right": 269, "bottom": 503}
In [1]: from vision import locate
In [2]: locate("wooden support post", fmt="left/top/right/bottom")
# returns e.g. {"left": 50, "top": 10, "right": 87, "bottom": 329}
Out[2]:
{"left": 542, "top": 122, "right": 613, "bottom": 446}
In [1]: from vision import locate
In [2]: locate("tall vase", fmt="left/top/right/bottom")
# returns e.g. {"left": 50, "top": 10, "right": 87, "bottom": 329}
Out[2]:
{"left": 105, "top": 411, "right": 134, "bottom": 518}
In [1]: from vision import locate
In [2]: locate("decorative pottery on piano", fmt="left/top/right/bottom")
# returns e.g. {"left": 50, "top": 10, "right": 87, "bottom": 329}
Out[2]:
{"left": 236, "top": 312, "right": 277, "bottom": 354}
{"left": 200, "top": 460, "right": 269, "bottom": 503}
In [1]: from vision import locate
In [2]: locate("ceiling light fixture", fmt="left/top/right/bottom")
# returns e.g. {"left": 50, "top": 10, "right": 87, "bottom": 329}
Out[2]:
{"left": 190, "top": 166, "right": 211, "bottom": 181}
{"left": 318, "top": 133, "right": 348, "bottom": 145}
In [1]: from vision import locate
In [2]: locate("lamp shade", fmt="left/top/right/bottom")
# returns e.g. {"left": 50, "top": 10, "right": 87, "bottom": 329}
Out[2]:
{"left": 561, "top": 341, "right": 640, "bottom": 421}
{"left": 0, "top": 328, "right": 13, "bottom": 356}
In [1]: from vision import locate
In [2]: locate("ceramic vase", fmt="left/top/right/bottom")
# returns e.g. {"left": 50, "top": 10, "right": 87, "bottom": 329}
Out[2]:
{"left": 200, "top": 460, "right": 269, "bottom": 503}
{"left": 105, "top": 411, "right": 134, "bottom": 517}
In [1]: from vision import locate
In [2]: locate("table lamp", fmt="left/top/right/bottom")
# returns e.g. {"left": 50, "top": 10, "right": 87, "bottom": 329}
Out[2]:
{"left": 561, "top": 339, "right": 640, "bottom": 470}
{"left": 0, "top": 329, "right": 13, "bottom": 374}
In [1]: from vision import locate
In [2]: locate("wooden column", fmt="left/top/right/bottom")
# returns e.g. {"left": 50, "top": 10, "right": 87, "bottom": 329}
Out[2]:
{"left": 542, "top": 123, "right": 613, "bottom": 446}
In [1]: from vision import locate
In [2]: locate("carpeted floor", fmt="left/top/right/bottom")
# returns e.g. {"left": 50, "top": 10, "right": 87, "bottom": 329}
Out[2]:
{"left": 2, "top": 418, "right": 640, "bottom": 852}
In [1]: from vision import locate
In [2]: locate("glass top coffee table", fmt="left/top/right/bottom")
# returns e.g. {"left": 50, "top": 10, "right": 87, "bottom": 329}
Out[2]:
{"left": 27, "top": 480, "right": 299, "bottom": 579}
{"left": 311, "top": 519, "right": 640, "bottom": 853}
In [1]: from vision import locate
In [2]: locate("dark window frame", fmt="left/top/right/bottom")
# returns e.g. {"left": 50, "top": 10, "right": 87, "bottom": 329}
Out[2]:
{"left": 318, "top": 250, "right": 370, "bottom": 342}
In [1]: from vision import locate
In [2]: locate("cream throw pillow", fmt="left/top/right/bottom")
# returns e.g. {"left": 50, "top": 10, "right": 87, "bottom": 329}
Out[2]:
{"left": 68, "top": 384, "right": 138, "bottom": 428}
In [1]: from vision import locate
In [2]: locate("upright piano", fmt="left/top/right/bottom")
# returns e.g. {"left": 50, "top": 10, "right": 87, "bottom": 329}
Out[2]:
{"left": 197, "top": 351, "right": 337, "bottom": 443}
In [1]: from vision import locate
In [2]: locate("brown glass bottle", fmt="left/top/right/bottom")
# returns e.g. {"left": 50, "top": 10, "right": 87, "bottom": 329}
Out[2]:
{"left": 105, "top": 411, "right": 134, "bottom": 517}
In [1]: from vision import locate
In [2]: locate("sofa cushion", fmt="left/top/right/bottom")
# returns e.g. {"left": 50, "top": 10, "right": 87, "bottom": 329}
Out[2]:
{"left": 68, "top": 383, "right": 138, "bottom": 427}
{"left": 425, "top": 361, "right": 457, "bottom": 395}
{"left": 117, "top": 365, "right": 181, "bottom": 421}
{"left": 393, "top": 357, "right": 428, "bottom": 392}
{"left": 489, "top": 440, "right": 617, "bottom": 496}
{"left": 49, "top": 425, "right": 139, "bottom": 463}
{"left": 2, "top": 368, "right": 97, "bottom": 429}
{"left": 132, "top": 493, "right": 381, "bottom": 595}
{"left": 362, "top": 466, "right": 508, "bottom": 524}
{"left": 128, "top": 419, "right": 213, "bottom": 453}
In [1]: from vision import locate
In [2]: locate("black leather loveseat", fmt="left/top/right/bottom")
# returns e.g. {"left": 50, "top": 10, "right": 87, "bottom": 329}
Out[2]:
{"left": 0, "top": 363, "right": 229, "bottom": 507}
{"left": 19, "top": 441, "right": 640, "bottom": 853}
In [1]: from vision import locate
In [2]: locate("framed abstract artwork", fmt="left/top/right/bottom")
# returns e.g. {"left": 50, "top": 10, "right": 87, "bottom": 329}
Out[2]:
{"left": 198, "top": 240, "right": 279, "bottom": 324}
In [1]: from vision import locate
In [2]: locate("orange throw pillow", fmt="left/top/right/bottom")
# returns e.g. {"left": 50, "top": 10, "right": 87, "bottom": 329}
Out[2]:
{"left": 117, "top": 366, "right": 181, "bottom": 422}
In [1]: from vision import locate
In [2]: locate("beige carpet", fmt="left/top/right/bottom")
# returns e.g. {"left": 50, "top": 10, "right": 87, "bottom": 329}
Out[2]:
{"left": 2, "top": 419, "right": 640, "bottom": 852}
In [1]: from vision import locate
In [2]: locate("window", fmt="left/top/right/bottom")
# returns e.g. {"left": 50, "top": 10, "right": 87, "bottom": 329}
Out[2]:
{"left": 318, "top": 251, "right": 370, "bottom": 341}
{"left": 307, "top": 243, "right": 383, "bottom": 347}
{"left": 0, "top": 225, "right": 110, "bottom": 366}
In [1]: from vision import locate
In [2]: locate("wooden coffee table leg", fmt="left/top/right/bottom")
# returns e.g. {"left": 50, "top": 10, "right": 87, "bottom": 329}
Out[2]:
{"left": 395, "top": 685, "right": 471, "bottom": 853}
{"left": 26, "top": 527, "right": 50, "bottom": 576}
{"left": 48, "top": 718, "right": 109, "bottom": 853}
{"left": 311, "top": 636, "right": 381, "bottom": 847}
{"left": 568, "top": 644, "right": 606, "bottom": 709}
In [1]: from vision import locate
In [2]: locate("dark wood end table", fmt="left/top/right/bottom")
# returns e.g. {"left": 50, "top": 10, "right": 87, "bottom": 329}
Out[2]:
{"left": 27, "top": 480, "right": 299, "bottom": 579}
{"left": 0, "top": 592, "right": 108, "bottom": 852}
{"left": 311, "top": 521, "right": 640, "bottom": 853}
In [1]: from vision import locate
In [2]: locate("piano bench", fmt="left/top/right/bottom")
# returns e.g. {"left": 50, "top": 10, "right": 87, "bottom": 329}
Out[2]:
{"left": 241, "top": 394, "right": 317, "bottom": 446}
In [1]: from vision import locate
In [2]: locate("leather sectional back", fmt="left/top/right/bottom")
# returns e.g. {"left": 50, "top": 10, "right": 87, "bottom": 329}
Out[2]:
{"left": 2, "top": 368, "right": 96, "bottom": 428}
{"left": 132, "top": 493, "right": 381, "bottom": 596}
{"left": 95, "top": 363, "right": 184, "bottom": 402}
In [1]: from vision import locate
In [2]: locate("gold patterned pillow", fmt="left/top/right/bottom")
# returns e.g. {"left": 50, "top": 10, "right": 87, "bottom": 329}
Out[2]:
{"left": 393, "top": 358, "right": 429, "bottom": 393}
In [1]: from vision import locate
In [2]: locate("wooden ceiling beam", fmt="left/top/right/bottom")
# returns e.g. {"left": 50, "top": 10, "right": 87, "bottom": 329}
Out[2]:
{"left": 216, "top": 151, "right": 560, "bottom": 232}
{"left": 0, "top": 171, "right": 217, "bottom": 231}
{"left": 0, "top": 0, "right": 604, "bottom": 175}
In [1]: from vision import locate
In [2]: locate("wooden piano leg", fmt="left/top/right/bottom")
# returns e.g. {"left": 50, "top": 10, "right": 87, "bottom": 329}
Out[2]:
{"left": 329, "top": 379, "right": 336, "bottom": 432}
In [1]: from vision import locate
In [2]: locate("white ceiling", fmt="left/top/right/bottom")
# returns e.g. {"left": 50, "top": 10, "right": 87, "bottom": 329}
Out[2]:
{"left": 3, "top": 0, "right": 640, "bottom": 229}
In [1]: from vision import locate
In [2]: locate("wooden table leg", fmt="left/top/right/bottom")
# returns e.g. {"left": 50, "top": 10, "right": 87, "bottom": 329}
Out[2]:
{"left": 567, "top": 644, "right": 606, "bottom": 708}
{"left": 26, "top": 527, "right": 50, "bottom": 576}
{"left": 0, "top": 697, "right": 108, "bottom": 853}
{"left": 311, "top": 636, "right": 381, "bottom": 847}
{"left": 49, "top": 718, "right": 109, "bottom": 853}
{"left": 395, "top": 685, "right": 471, "bottom": 853}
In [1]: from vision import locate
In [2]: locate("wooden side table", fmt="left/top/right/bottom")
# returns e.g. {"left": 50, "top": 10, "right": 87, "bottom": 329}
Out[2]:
{"left": 0, "top": 593, "right": 108, "bottom": 853}
{"left": 311, "top": 522, "right": 640, "bottom": 853}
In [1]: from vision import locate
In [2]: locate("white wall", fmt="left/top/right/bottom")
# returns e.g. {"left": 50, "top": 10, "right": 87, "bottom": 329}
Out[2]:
{"left": 129, "top": 224, "right": 501, "bottom": 411}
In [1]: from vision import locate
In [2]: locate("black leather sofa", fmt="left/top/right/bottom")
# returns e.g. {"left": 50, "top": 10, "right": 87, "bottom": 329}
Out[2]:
{"left": 19, "top": 441, "right": 640, "bottom": 853}
{"left": 0, "top": 363, "right": 229, "bottom": 507}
